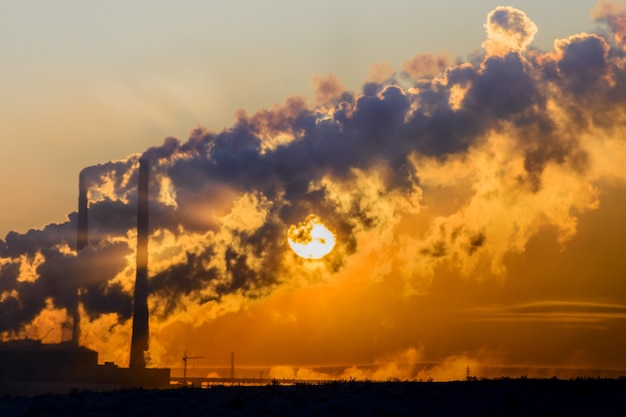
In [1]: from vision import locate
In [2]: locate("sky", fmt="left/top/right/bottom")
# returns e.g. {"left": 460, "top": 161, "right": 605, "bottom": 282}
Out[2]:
{"left": 0, "top": 0, "right": 600, "bottom": 237}
{"left": 2, "top": 0, "right": 626, "bottom": 381}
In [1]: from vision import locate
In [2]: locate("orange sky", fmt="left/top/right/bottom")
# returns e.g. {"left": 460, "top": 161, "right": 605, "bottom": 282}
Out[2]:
{"left": 2, "top": 3, "right": 626, "bottom": 381}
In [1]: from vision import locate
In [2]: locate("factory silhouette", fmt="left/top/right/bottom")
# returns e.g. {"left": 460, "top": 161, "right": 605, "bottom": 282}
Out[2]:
{"left": 0, "top": 158, "right": 170, "bottom": 395}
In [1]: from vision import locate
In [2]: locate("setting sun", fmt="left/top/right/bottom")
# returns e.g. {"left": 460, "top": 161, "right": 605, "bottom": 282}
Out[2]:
{"left": 287, "top": 215, "right": 336, "bottom": 259}
{"left": 5, "top": 2, "right": 626, "bottom": 402}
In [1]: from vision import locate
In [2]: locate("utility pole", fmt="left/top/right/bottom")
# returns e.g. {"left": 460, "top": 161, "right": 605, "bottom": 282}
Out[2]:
{"left": 230, "top": 351, "right": 235, "bottom": 380}
{"left": 182, "top": 351, "right": 204, "bottom": 386}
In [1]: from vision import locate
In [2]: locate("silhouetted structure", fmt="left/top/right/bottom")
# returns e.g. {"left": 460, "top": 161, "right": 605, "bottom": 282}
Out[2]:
{"left": 77, "top": 170, "right": 89, "bottom": 251}
{"left": 182, "top": 352, "right": 204, "bottom": 386}
{"left": 129, "top": 158, "right": 150, "bottom": 369}
{"left": 231, "top": 351, "right": 235, "bottom": 380}
{"left": 72, "top": 170, "right": 89, "bottom": 346}
{"left": 0, "top": 340, "right": 169, "bottom": 396}
{"left": 0, "top": 162, "right": 171, "bottom": 396}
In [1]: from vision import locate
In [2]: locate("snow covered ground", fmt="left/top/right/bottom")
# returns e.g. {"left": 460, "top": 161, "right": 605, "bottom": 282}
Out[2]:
{"left": 1, "top": 379, "right": 625, "bottom": 416}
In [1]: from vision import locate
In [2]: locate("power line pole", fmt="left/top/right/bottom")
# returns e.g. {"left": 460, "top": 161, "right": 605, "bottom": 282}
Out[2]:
{"left": 182, "top": 351, "right": 204, "bottom": 386}
{"left": 231, "top": 351, "right": 235, "bottom": 380}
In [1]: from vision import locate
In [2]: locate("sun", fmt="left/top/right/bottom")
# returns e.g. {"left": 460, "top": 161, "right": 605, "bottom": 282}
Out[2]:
{"left": 287, "top": 214, "right": 336, "bottom": 259}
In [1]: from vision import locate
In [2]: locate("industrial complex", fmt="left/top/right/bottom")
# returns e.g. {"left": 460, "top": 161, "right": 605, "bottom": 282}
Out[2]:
{"left": 0, "top": 158, "right": 171, "bottom": 396}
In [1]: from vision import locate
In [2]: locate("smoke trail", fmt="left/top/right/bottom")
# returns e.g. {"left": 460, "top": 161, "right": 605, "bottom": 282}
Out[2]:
{"left": 1, "top": 5, "right": 626, "bottom": 365}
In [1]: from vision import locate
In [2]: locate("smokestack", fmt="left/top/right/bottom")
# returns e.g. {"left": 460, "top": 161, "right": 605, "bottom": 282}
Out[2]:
{"left": 73, "top": 170, "right": 89, "bottom": 346}
{"left": 77, "top": 171, "right": 89, "bottom": 251}
{"left": 129, "top": 158, "right": 150, "bottom": 368}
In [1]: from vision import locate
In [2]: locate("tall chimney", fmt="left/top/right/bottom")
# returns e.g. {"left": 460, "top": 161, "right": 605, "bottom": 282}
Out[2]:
{"left": 129, "top": 158, "right": 150, "bottom": 368}
{"left": 73, "top": 170, "right": 89, "bottom": 345}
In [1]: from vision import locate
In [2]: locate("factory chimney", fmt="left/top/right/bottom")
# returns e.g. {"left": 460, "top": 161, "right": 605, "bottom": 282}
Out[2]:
{"left": 129, "top": 158, "right": 150, "bottom": 368}
{"left": 73, "top": 170, "right": 89, "bottom": 345}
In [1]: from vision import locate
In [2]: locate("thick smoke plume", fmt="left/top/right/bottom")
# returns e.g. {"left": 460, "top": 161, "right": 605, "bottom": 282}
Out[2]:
{"left": 2, "top": 4, "right": 626, "bottom": 366}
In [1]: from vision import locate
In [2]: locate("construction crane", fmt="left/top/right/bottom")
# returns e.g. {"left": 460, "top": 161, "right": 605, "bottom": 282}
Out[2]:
{"left": 182, "top": 351, "right": 204, "bottom": 386}
{"left": 39, "top": 328, "right": 54, "bottom": 342}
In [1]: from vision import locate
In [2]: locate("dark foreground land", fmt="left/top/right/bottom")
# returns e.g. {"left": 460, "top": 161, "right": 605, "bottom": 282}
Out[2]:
{"left": 1, "top": 378, "right": 626, "bottom": 417}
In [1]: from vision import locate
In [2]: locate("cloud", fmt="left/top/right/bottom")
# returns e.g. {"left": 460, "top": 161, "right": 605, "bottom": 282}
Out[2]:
{"left": 266, "top": 347, "right": 481, "bottom": 382}
{"left": 463, "top": 301, "right": 626, "bottom": 325}
{"left": 482, "top": 6, "right": 538, "bottom": 56}
{"left": 312, "top": 73, "right": 346, "bottom": 105}
{"left": 592, "top": 0, "right": 626, "bottom": 48}
{"left": 365, "top": 61, "right": 396, "bottom": 85}
{"left": 415, "top": 354, "right": 478, "bottom": 382}
{"left": 402, "top": 52, "right": 450, "bottom": 80}
{"left": 1, "top": 3, "right": 626, "bottom": 369}
{"left": 268, "top": 347, "right": 423, "bottom": 382}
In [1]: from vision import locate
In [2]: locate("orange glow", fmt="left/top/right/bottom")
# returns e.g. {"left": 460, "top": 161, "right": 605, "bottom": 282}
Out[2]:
{"left": 287, "top": 215, "right": 336, "bottom": 259}
{"left": 6, "top": 4, "right": 626, "bottom": 382}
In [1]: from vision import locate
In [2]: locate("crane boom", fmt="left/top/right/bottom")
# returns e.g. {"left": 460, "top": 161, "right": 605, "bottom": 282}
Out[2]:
{"left": 182, "top": 351, "right": 204, "bottom": 386}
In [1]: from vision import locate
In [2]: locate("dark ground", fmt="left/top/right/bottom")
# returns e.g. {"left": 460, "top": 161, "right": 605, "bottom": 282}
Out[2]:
{"left": 1, "top": 378, "right": 626, "bottom": 416}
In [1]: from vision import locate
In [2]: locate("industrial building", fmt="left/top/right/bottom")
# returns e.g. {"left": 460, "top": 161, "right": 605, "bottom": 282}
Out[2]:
{"left": 0, "top": 158, "right": 171, "bottom": 396}
{"left": 0, "top": 340, "right": 169, "bottom": 396}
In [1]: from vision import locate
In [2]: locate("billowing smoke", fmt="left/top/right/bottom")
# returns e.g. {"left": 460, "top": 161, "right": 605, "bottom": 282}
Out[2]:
{"left": 2, "top": 4, "right": 626, "bottom": 366}
{"left": 482, "top": 6, "right": 538, "bottom": 56}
